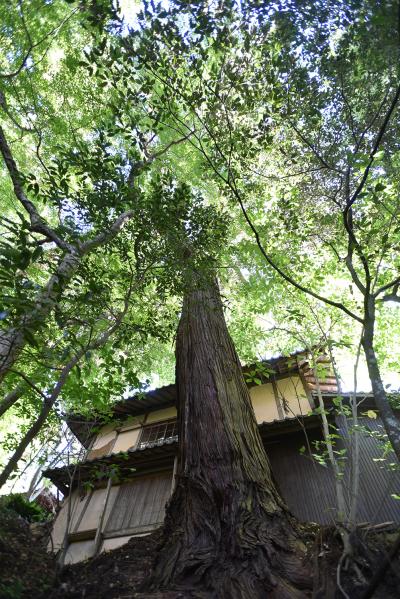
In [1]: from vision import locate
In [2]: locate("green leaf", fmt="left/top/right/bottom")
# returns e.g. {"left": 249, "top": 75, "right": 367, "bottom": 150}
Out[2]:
{"left": 23, "top": 329, "right": 38, "bottom": 347}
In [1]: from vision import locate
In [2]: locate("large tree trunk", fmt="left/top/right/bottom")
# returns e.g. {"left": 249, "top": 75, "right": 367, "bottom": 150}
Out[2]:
{"left": 151, "top": 279, "right": 310, "bottom": 598}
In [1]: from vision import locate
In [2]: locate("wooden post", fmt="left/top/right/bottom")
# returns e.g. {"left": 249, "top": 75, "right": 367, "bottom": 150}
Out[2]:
{"left": 297, "top": 359, "right": 316, "bottom": 410}
{"left": 73, "top": 489, "right": 93, "bottom": 533}
{"left": 271, "top": 378, "right": 285, "bottom": 420}
{"left": 170, "top": 455, "right": 178, "bottom": 495}
{"left": 94, "top": 476, "right": 113, "bottom": 556}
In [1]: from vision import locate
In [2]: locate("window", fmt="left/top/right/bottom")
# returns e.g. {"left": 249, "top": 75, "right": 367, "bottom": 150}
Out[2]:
{"left": 138, "top": 420, "right": 178, "bottom": 449}
{"left": 105, "top": 472, "right": 172, "bottom": 535}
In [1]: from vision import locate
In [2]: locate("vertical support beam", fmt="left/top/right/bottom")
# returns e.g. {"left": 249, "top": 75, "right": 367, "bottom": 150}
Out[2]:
{"left": 170, "top": 455, "right": 178, "bottom": 495}
{"left": 58, "top": 491, "right": 76, "bottom": 568}
{"left": 298, "top": 359, "right": 315, "bottom": 410}
{"left": 109, "top": 431, "right": 118, "bottom": 454}
{"left": 94, "top": 477, "right": 113, "bottom": 556}
{"left": 73, "top": 489, "right": 93, "bottom": 533}
{"left": 271, "top": 379, "right": 285, "bottom": 420}
{"left": 134, "top": 412, "right": 149, "bottom": 449}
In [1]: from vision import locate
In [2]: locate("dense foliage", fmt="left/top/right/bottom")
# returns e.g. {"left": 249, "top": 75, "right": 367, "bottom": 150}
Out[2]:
{"left": 0, "top": 0, "right": 399, "bottom": 490}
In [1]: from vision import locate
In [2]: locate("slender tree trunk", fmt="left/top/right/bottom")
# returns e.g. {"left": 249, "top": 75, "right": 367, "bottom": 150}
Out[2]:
{"left": 0, "top": 383, "right": 26, "bottom": 417}
{"left": 311, "top": 354, "right": 348, "bottom": 524}
{"left": 348, "top": 343, "right": 362, "bottom": 528}
{"left": 0, "top": 250, "right": 81, "bottom": 384}
{"left": 0, "top": 397, "right": 54, "bottom": 489}
{"left": 0, "top": 212, "right": 133, "bottom": 387}
{"left": 151, "top": 279, "right": 310, "bottom": 598}
{"left": 0, "top": 285, "right": 133, "bottom": 489}
{"left": 362, "top": 316, "right": 400, "bottom": 462}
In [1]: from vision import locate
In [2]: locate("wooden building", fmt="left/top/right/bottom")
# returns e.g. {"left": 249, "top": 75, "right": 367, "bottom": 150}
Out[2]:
{"left": 44, "top": 351, "right": 400, "bottom": 564}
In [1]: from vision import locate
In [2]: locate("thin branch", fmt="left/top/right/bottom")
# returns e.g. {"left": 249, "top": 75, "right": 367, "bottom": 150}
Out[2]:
{"left": 354, "top": 88, "right": 391, "bottom": 156}
{"left": 145, "top": 56, "right": 363, "bottom": 322}
{"left": 0, "top": 92, "right": 34, "bottom": 132}
{"left": 347, "top": 83, "right": 400, "bottom": 211}
{"left": 339, "top": 71, "right": 358, "bottom": 145}
{"left": 228, "top": 175, "right": 363, "bottom": 323}
{"left": 342, "top": 162, "right": 371, "bottom": 295}
{"left": 0, "top": 122, "right": 72, "bottom": 251}
{"left": 185, "top": 121, "right": 365, "bottom": 324}
{"left": 289, "top": 120, "right": 344, "bottom": 174}
{"left": 375, "top": 277, "right": 400, "bottom": 298}
{"left": 344, "top": 168, "right": 367, "bottom": 294}
{"left": 8, "top": 369, "right": 48, "bottom": 400}
{"left": 0, "top": 274, "right": 134, "bottom": 489}
{"left": 127, "top": 131, "right": 194, "bottom": 184}
{"left": 0, "top": 7, "right": 79, "bottom": 80}
{"left": 78, "top": 210, "right": 134, "bottom": 254}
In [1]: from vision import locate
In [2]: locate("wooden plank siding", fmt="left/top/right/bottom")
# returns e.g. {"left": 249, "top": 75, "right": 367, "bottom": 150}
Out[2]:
{"left": 336, "top": 416, "right": 400, "bottom": 524}
{"left": 105, "top": 472, "right": 172, "bottom": 535}
{"left": 267, "top": 431, "right": 338, "bottom": 525}
{"left": 50, "top": 410, "right": 400, "bottom": 554}
{"left": 266, "top": 417, "right": 400, "bottom": 524}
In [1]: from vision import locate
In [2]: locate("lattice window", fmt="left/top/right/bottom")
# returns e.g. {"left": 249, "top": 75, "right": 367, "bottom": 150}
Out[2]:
{"left": 138, "top": 420, "right": 178, "bottom": 449}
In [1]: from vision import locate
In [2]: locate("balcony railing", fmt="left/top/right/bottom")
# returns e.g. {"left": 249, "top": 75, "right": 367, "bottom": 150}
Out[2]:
{"left": 137, "top": 420, "right": 178, "bottom": 450}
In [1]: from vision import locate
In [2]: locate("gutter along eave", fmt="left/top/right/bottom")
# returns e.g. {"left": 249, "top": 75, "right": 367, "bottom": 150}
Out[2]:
{"left": 44, "top": 413, "right": 329, "bottom": 494}
{"left": 43, "top": 437, "right": 178, "bottom": 494}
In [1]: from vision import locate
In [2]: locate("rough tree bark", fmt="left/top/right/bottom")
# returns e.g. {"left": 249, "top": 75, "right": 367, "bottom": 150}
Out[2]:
{"left": 151, "top": 279, "right": 310, "bottom": 598}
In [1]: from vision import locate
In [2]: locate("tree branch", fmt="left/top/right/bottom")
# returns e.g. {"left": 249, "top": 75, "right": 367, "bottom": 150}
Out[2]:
{"left": 375, "top": 277, "right": 400, "bottom": 298}
{"left": 382, "top": 293, "right": 400, "bottom": 303}
{"left": 0, "top": 122, "right": 72, "bottom": 251}
{"left": 143, "top": 57, "right": 364, "bottom": 323}
{"left": 8, "top": 369, "right": 48, "bottom": 400}
{"left": 127, "top": 131, "right": 194, "bottom": 184}
{"left": 177, "top": 119, "right": 365, "bottom": 324}
{"left": 0, "top": 276, "right": 134, "bottom": 489}
{"left": 229, "top": 179, "right": 364, "bottom": 324}
{"left": 0, "top": 7, "right": 78, "bottom": 80}
{"left": 343, "top": 169, "right": 367, "bottom": 294}
{"left": 289, "top": 121, "right": 344, "bottom": 174}
{"left": 79, "top": 210, "right": 134, "bottom": 254}
{"left": 0, "top": 384, "right": 25, "bottom": 418}
{"left": 347, "top": 83, "right": 400, "bottom": 210}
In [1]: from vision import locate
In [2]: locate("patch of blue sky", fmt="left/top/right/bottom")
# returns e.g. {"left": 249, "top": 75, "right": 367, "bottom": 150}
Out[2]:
{"left": 117, "top": 0, "right": 141, "bottom": 34}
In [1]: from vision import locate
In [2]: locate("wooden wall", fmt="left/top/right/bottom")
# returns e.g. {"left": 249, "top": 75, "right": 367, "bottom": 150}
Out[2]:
{"left": 266, "top": 418, "right": 400, "bottom": 525}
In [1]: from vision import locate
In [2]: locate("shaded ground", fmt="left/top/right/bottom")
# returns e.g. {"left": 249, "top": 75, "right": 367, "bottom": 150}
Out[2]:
{"left": 1, "top": 505, "right": 400, "bottom": 599}
{"left": 48, "top": 523, "right": 400, "bottom": 599}
{"left": 0, "top": 506, "right": 55, "bottom": 598}
{"left": 48, "top": 531, "right": 185, "bottom": 599}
